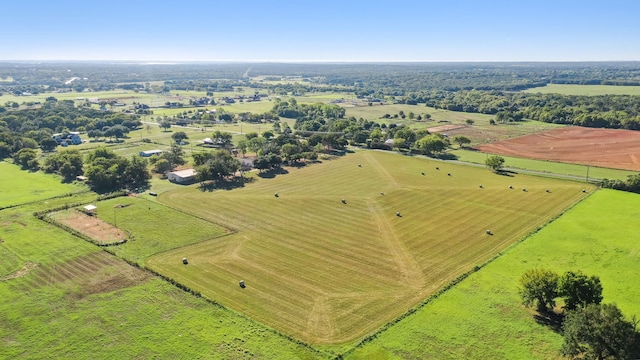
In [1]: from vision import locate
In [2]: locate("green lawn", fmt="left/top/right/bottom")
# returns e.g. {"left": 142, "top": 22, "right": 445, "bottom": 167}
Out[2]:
{"left": 147, "top": 150, "right": 592, "bottom": 346}
{"left": 346, "top": 189, "right": 640, "bottom": 359}
{"left": 451, "top": 149, "right": 636, "bottom": 181}
{"left": 523, "top": 84, "right": 640, "bottom": 96}
{"left": 0, "top": 162, "right": 86, "bottom": 208}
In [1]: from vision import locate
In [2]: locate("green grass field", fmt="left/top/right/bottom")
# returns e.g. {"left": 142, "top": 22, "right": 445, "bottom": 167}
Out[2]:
{"left": 346, "top": 189, "right": 640, "bottom": 359}
{"left": 146, "top": 150, "right": 593, "bottom": 345}
{"left": 523, "top": 84, "right": 640, "bottom": 96}
{"left": 0, "top": 186, "right": 322, "bottom": 359}
{"left": 451, "top": 149, "right": 636, "bottom": 181}
{"left": 0, "top": 162, "right": 86, "bottom": 208}
{"left": 86, "top": 196, "right": 231, "bottom": 263}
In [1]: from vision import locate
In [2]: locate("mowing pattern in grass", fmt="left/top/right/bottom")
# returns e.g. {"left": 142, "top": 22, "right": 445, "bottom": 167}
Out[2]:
{"left": 346, "top": 189, "right": 640, "bottom": 359}
{"left": 88, "top": 196, "right": 231, "bottom": 263}
{"left": 0, "top": 198, "right": 323, "bottom": 359}
{"left": 0, "top": 162, "right": 85, "bottom": 208}
{"left": 148, "top": 150, "right": 592, "bottom": 344}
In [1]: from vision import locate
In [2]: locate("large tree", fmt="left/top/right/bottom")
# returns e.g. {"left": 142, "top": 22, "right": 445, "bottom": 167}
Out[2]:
{"left": 485, "top": 155, "right": 505, "bottom": 172}
{"left": 561, "top": 303, "right": 638, "bottom": 360}
{"left": 44, "top": 149, "right": 84, "bottom": 182}
{"left": 519, "top": 268, "right": 559, "bottom": 312}
{"left": 558, "top": 271, "right": 603, "bottom": 311}
{"left": 416, "top": 134, "right": 448, "bottom": 155}
{"left": 13, "top": 148, "right": 39, "bottom": 170}
{"left": 195, "top": 150, "right": 240, "bottom": 182}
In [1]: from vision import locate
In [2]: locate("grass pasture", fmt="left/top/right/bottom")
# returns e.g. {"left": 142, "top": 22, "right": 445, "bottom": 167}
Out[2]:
{"left": 347, "top": 189, "right": 640, "bottom": 359}
{"left": 0, "top": 162, "right": 86, "bottom": 208}
{"left": 523, "top": 84, "right": 640, "bottom": 96}
{"left": 147, "top": 150, "right": 593, "bottom": 345}
{"left": 84, "top": 196, "right": 231, "bottom": 263}
{"left": 451, "top": 149, "right": 636, "bottom": 181}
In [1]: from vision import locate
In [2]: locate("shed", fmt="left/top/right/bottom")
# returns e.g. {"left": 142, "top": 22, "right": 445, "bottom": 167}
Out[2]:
{"left": 167, "top": 168, "right": 197, "bottom": 184}
{"left": 84, "top": 204, "right": 97, "bottom": 214}
{"left": 139, "top": 149, "right": 163, "bottom": 157}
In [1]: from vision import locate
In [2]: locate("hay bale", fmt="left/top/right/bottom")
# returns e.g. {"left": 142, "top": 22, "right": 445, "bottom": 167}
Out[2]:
{"left": 341, "top": 199, "right": 347, "bottom": 204}
{"left": 436, "top": 167, "right": 440, "bottom": 170}
{"left": 479, "top": 184, "right": 483, "bottom": 188}
{"left": 522, "top": 188, "right": 527, "bottom": 192}
{"left": 582, "top": 189, "right": 587, "bottom": 193}
{"left": 274, "top": 192, "right": 279, "bottom": 197}
{"left": 239, "top": 280, "right": 245, "bottom": 288}
{"left": 380, "top": 192, "right": 385, "bottom": 195}
{"left": 546, "top": 189, "right": 550, "bottom": 193}
{"left": 358, "top": 164, "right": 362, "bottom": 167}
{"left": 396, "top": 211, "right": 401, "bottom": 217}
{"left": 486, "top": 229, "right": 492, "bottom": 235}
{"left": 421, "top": 172, "right": 425, "bottom": 176}
{"left": 509, "top": 185, "right": 513, "bottom": 189}
{"left": 182, "top": 258, "right": 188, "bottom": 265}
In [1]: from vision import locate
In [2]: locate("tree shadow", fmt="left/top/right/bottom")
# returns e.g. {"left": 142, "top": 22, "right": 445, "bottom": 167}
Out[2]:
{"left": 257, "top": 167, "right": 289, "bottom": 179}
{"left": 496, "top": 170, "right": 516, "bottom": 177}
{"left": 432, "top": 153, "right": 458, "bottom": 160}
{"left": 198, "top": 177, "right": 254, "bottom": 192}
{"left": 533, "top": 309, "right": 565, "bottom": 334}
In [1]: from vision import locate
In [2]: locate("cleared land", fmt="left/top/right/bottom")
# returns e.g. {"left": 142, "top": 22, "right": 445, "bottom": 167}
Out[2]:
{"left": 450, "top": 149, "right": 636, "bottom": 181}
{"left": 147, "top": 150, "right": 593, "bottom": 344}
{"left": 0, "top": 162, "right": 86, "bottom": 208}
{"left": 0, "top": 190, "right": 322, "bottom": 359}
{"left": 347, "top": 189, "right": 640, "bottom": 359}
{"left": 523, "top": 84, "right": 640, "bottom": 96}
{"left": 476, "top": 126, "right": 640, "bottom": 171}
{"left": 52, "top": 209, "right": 126, "bottom": 244}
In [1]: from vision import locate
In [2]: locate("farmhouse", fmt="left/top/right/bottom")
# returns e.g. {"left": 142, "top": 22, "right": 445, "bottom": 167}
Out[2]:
{"left": 139, "top": 149, "right": 163, "bottom": 157}
{"left": 167, "top": 168, "right": 197, "bottom": 183}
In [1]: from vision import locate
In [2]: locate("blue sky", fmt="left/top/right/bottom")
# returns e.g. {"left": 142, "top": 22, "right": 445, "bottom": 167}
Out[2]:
{"left": 2, "top": 0, "right": 639, "bottom": 62}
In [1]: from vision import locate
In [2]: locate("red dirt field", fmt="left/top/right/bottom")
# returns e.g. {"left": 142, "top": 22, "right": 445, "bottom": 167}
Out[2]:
{"left": 476, "top": 127, "right": 640, "bottom": 171}
{"left": 53, "top": 209, "right": 126, "bottom": 244}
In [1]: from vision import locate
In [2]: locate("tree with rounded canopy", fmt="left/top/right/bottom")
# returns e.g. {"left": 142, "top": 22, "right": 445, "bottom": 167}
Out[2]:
{"left": 558, "top": 270, "right": 603, "bottom": 311}
{"left": 453, "top": 135, "right": 471, "bottom": 148}
{"left": 485, "top": 155, "right": 505, "bottom": 172}
{"left": 415, "top": 134, "right": 448, "bottom": 155}
{"left": 519, "top": 268, "right": 559, "bottom": 312}
{"left": 561, "top": 303, "right": 638, "bottom": 360}
{"left": 13, "top": 148, "right": 39, "bottom": 170}
{"left": 171, "top": 131, "right": 189, "bottom": 143}
{"left": 159, "top": 119, "right": 172, "bottom": 132}
{"left": 195, "top": 150, "right": 240, "bottom": 183}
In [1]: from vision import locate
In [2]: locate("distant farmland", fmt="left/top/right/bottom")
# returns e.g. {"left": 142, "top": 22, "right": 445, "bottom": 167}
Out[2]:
{"left": 145, "top": 150, "right": 593, "bottom": 344}
{"left": 523, "top": 84, "right": 640, "bottom": 96}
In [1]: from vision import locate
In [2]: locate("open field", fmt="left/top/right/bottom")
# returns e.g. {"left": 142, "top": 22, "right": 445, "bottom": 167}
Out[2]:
{"left": 347, "top": 189, "right": 640, "bottom": 359}
{"left": 0, "top": 162, "right": 86, "bottom": 208}
{"left": 52, "top": 208, "right": 127, "bottom": 244}
{"left": 523, "top": 84, "right": 640, "bottom": 96}
{"left": 450, "top": 149, "right": 636, "bottom": 181}
{"left": 0, "top": 194, "right": 323, "bottom": 359}
{"left": 147, "top": 150, "right": 593, "bottom": 345}
{"left": 82, "top": 196, "right": 231, "bottom": 263}
{"left": 477, "top": 126, "right": 640, "bottom": 171}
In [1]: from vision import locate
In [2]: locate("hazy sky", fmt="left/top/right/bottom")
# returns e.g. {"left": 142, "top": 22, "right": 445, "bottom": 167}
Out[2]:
{"left": 2, "top": 0, "right": 639, "bottom": 62}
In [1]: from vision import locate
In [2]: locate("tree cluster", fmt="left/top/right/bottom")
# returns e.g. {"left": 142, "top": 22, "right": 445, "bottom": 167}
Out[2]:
{"left": 520, "top": 269, "right": 639, "bottom": 359}
{"left": 84, "top": 147, "right": 150, "bottom": 193}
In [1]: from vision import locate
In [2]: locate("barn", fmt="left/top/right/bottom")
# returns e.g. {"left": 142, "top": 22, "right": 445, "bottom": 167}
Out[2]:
{"left": 167, "top": 169, "right": 197, "bottom": 184}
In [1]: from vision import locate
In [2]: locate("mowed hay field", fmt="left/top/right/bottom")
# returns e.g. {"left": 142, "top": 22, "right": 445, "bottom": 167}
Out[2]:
{"left": 347, "top": 189, "right": 640, "bottom": 359}
{"left": 148, "top": 151, "right": 593, "bottom": 344}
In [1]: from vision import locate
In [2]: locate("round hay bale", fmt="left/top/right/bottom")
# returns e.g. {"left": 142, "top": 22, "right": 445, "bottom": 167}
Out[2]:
{"left": 486, "top": 229, "right": 492, "bottom": 235}
{"left": 546, "top": 189, "right": 550, "bottom": 193}
{"left": 341, "top": 199, "right": 347, "bottom": 204}
{"left": 582, "top": 189, "right": 587, "bottom": 193}
{"left": 274, "top": 192, "right": 279, "bottom": 197}
{"left": 436, "top": 167, "right": 440, "bottom": 170}
{"left": 380, "top": 192, "right": 385, "bottom": 195}
{"left": 522, "top": 188, "right": 527, "bottom": 192}
{"left": 182, "top": 258, "right": 188, "bottom": 265}
{"left": 421, "top": 172, "right": 425, "bottom": 176}
{"left": 479, "top": 184, "right": 483, "bottom": 188}
{"left": 239, "top": 280, "right": 245, "bottom": 288}
{"left": 396, "top": 211, "right": 401, "bottom": 217}
{"left": 509, "top": 185, "right": 513, "bottom": 189}
{"left": 447, "top": 173, "right": 452, "bottom": 176}
{"left": 358, "top": 164, "right": 362, "bottom": 167}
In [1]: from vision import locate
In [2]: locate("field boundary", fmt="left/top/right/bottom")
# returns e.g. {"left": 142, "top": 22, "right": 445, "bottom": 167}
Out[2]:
{"left": 337, "top": 189, "right": 597, "bottom": 358}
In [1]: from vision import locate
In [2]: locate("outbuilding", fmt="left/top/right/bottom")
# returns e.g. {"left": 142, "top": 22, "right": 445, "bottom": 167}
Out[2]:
{"left": 139, "top": 149, "right": 163, "bottom": 157}
{"left": 167, "top": 168, "right": 197, "bottom": 184}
